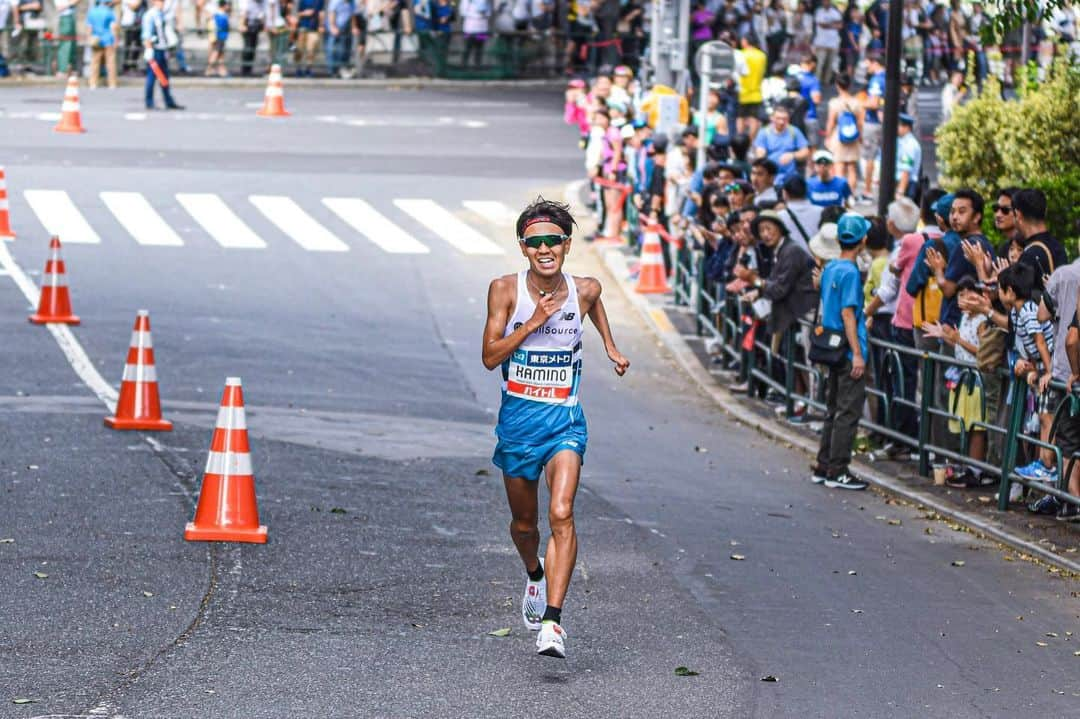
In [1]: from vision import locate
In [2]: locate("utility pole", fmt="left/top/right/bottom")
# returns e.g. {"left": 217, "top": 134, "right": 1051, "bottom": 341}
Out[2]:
{"left": 646, "top": 0, "right": 690, "bottom": 90}
{"left": 877, "top": 0, "right": 905, "bottom": 217}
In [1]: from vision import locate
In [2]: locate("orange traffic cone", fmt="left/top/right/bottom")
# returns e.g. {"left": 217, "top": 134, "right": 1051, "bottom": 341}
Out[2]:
{"left": 0, "top": 166, "right": 15, "bottom": 239}
{"left": 635, "top": 226, "right": 671, "bottom": 294}
{"left": 256, "top": 64, "right": 290, "bottom": 118}
{"left": 54, "top": 76, "right": 86, "bottom": 134}
{"left": 104, "top": 310, "right": 173, "bottom": 431}
{"left": 29, "top": 236, "right": 80, "bottom": 324}
{"left": 185, "top": 377, "right": 268, "bottom": 543}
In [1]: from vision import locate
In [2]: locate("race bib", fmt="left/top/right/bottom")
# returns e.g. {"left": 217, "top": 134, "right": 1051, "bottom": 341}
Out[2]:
{"left": 506, "top": 347, "right": 574, "bottom": 404}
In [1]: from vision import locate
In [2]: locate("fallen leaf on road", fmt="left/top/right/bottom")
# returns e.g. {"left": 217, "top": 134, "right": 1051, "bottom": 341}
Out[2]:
{"left": 1074, "top": 650, "right": 1080, "bottom": 656}
{"left": 887, "top": 519, "right": 902, "bottom": 526}
{"left": 1035, "top": 641, "right": 1049, "bottom": 647}
{"left": 694, "top": 446, "right": 708, "bottom": 453}
{"left": 0, "top": 538, "right": 14, "bottom": 544}
{"left": 875, "top": 516, "right": 887, "bottom": 521}
{"left": 142, "top": 591, "right": 154, "bottom": 598}
{"left": 329, "top": 507, "right": 347, "bottom": 514}
{"left": 951, "top": 561, "right": 965, "bottom": 567}
{"left": 475, "top": 469, "right": 490, "bottom": 476}
{"left": 411, "top": 623, "right": 423, "bottom": 628}
{"left": 730, "top": 554, "right": 745, "bottom": 561}
{"left": 760, "top": 675, "right": 778, "bottom": 682}
{"left": 1046, "top": 632, "right": 1058, "bottom": 638}
{"left": 27, "top": 465, "right": 38, "bottom": 470}
{"left": 924, "top": 527, "right": 934, "bottom": 535}
{"left": 848, "top": 570, "right": 857, "bottom": 575}
{"left": 487, "top": 628, "right": 511, "bottom": 637}
{"left": 851, "top": 609, "right": 863, "bottom": 614}
{"left": 978, "top": 496, "right": 992, "bottom": 503}
{"left": 674, "top": 666, "right": 700, "bottom": 677}
{"left": 33, "top": 572, "right": 48, "bottom": 579}
{"left": 11, "top": 698, "right": 35, "bottom": 704}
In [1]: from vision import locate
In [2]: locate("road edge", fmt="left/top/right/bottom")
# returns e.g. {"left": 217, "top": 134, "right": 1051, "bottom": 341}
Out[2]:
{"left": 564, "top": 181, "right": 1080, "bottom": 576}
{"left": 1, "top": 76, "right": 566, "bottom": 91}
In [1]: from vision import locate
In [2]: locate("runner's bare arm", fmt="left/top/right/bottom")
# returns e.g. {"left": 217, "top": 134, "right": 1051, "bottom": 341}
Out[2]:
{"left": 482, "top": 277, "right": 563, "bottom": 370}
{"left": 580, "top": 280, "right": 630, "bottom": 376}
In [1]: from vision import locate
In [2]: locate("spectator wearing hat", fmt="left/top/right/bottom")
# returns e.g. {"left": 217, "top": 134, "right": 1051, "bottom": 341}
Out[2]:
{"left": 812, "top": 213, "right": 871, "bottom": 490}
{"left": 807, "top": 150, "right": 851, "bottom": 208}
{"left": 747, "top": 209, "right": 817, "bottom": 360}
{"left": 778, "top": 174, "right": 822, "bottom": 251}
{"left": 894, "top": 113, "right": 922, "bottom": 200}
{"left": 809, "top": 220, "right": 841, "bottom": 266}
{"left": 752, "top": 105, "right": 810, "bottom": 185}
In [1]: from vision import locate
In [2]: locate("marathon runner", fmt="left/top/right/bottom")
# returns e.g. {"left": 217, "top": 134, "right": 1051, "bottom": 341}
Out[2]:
{"left": 482, "top": 198, "right": 630, "bottom": 659}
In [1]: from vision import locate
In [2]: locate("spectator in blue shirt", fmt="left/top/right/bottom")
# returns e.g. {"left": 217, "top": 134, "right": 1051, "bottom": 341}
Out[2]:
{"left": 798, "top": 55, "right": 823, "bottom": 145}
{"left": 860, "top": 54, "right": 887, "bottom": 201}
{"left": 807, "top": 150, "right": 851, "bottom": 207}
{"left": 325, "top": 0, "right": 354, "bottom": 77}
{"left": 923, "top": 188, "right": 995, "bottom": 328}
{"left": 294, "top": 0, "right": 322, "bottom": 76}
{"left": 86, "top": 0, "right": 118, "bottom": 89}
{"left": 813, "top": 212, "right": 871, "bottom": 490}
{"left": 141, "top": 0, "right": 182, "bottom": 110}
{"left": 751, "top": 105, "right": 810, "bottom": 184}
{"left": 206, "top": 0, "right": 230, "bottom": 77}
{"left": 894, "top": 113, "right": 922, "bottom": 200}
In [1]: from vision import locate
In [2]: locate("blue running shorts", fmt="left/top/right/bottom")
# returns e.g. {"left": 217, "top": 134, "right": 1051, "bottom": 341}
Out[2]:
{"left": 492, "top": 432, "right": 587, "bottom": 482}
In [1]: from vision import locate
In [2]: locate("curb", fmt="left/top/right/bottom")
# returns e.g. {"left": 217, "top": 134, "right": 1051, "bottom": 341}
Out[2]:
{"left": 563, "top": 180, "right": 1079, "bottom": 576}
{"left": 0, "top": 75, "right": 566, "bottom": 91}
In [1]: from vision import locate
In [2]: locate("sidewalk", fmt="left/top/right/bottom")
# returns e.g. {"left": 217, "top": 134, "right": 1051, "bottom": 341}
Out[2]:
{"left": 582, "top": 230, "right": 1080, "bottom": 576}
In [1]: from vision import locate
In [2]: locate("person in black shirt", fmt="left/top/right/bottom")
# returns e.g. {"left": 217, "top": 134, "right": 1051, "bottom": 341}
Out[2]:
{"left": 1013, "top": 188, "right": 1067, "bottom": 291}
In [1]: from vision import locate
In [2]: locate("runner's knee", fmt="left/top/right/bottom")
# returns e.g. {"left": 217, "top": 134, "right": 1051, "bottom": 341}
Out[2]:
{"left": 548, "top": 501, "right": 574, "bottom": 531}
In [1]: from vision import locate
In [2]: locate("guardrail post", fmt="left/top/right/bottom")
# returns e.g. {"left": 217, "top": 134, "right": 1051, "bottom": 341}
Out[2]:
{"left": 694, "top": 253, "right": 706, "bottom": 336}
{"left": 917, "top": 352, "right": 934, "bottom": 477}
{"left": 783, "top": 329, "right": 795, "bottom": 418}
{"left": 998, "top": 377, "right": 1026, "bottom": 512}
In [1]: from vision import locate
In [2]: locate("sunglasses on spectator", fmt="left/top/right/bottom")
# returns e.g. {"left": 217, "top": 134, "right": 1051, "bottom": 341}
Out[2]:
{"left": 724, "top": 183, "right": 743, "bottom": 192}
{"left": 992, "top": 204, "right": 1013, "bottom": 213}
{"left": 521, "top": 234, "right": 569, "bottom": 249}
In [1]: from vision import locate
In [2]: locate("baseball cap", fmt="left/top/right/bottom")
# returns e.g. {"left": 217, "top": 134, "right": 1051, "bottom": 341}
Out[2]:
{"left": 932, "top": 192, "right": 955, "bottom": 219}
{"left": 614, "top": 65, "right": 633, "bottom": 77}
{"left": 567, "top": 78, "right": 586, "bottom": 88}
{"left": 898, "top": 113, "right": 915, "bottom": 126}
{"left": 813, "top": 149, "right": 834, "bottom": 164}
{"left": 650, "top": 136, "right": 669, "bottom": 154}
{"left": 632, "top": 116, "right": 649, "bottom": 129}
{"left": 837, "top": 213, "right": 871, "bottom": 245}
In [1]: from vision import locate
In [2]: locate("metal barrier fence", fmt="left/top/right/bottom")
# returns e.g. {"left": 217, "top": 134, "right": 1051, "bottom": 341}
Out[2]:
{"left": 672, "top": 248, "right": 1080, "bottom": 514}
{"left": 0, "top": 28, "right": 566, "bottom": 80}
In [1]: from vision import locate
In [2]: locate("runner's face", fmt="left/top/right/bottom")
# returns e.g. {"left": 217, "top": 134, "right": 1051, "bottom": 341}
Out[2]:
{"left": 520, "top": 222, "right": 569, "bottom": 278}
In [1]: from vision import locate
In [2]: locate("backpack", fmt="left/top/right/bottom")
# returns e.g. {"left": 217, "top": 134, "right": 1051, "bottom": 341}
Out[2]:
{"left": 837, "top": 104, "right": 860, "bottom": 144}
{"left": 912, "top": 276, "right": 943, "bottom": 327}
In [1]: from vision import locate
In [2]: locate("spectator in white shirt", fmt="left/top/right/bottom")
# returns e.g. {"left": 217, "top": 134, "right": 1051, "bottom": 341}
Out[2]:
{"left": 812, "top": 0, "right": 843, "bottom": 84}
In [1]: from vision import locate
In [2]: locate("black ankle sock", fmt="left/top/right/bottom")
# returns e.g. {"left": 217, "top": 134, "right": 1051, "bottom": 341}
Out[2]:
{"left": 542, "top": 605, "right": 562, "bottom": 624}
{"left": 527, "top": 562, "right": 545, "bottom": 582}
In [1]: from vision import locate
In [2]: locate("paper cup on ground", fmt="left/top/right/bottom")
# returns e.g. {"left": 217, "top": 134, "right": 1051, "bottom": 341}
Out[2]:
{"left": 932, "top": 464, "right": 947, "bottom": 486}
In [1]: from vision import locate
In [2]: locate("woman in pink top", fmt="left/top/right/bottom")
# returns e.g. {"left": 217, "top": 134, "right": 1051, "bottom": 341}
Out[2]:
{"left": 564, "top": 79, "right": 590, "bottom": 148}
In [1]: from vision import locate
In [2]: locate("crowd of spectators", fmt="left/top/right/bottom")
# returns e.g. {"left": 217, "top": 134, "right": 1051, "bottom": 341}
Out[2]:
{"left": 1, "top": 1, "right": 1076, "bottom": 79}
{"left": 565, "top": 19, "right": 1078, "bottom": 517}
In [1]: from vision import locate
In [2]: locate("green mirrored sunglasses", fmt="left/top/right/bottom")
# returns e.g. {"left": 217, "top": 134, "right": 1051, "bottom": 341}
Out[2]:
{"left": 521, "top": 234, "right": 570, "bottom": 249}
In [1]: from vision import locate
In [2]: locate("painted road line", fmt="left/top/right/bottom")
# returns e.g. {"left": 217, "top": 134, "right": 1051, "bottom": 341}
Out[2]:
{"left": 24, "top": 190, "right": 102, "bottom": 244}
{"left": 394, "top": 199, "right": 504, "bottom": 255}
{"left": 249, "top": 196, "right": 349, "bottom": 253}
{"left": 322, "top": 198, "right": 430, "bottom": 254}
{"left": 0, "top": 240, "right": 117, "bottom": 411}
{"left": 176, "top": 193, "right": 266, "bottom": 249}
{"left": 463, "top": 200, "right": 518, "bottom": 227}
{"left": 101, "top": 192, "right": 184, "bottom": 246}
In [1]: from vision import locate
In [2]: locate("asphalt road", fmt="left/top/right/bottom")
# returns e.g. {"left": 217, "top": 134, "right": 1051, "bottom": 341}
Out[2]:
{"left": 0, "top": 85, "right": 1076, "bottom": 719}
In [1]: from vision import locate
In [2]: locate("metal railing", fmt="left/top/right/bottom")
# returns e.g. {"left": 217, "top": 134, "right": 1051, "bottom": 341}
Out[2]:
{"left": 673, "top": 250, "right": 1080, "bottom": 514}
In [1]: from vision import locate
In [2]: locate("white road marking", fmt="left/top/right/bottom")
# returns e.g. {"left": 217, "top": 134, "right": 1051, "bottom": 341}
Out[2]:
{"left": 176, "top": 193, "right": 266, "bottom": 249}
{"left": 101, "top": 191, "right": 184, "bottom": 246}
{"left": 394, "top": 199, "right": 504, "bottom": 255}
{"left": 249, "top": 196, "right": 349, "bottom": 252}
{"left": 0, "top": 241, "right": 117, "bottom": 411}
{"left": 124, "top": 112, "right": 148, "bottom": 121}
{"left": 322, "top": 198, "right": 430, "bottom": 254}
{"left": 36, "top": 111, "right": 61, "bottom": 121}
{"left": 24, "top": 190, "right": 102, "bottom": 244}
{"left": 463, "top": 200, "right": 517, "bottom": 226}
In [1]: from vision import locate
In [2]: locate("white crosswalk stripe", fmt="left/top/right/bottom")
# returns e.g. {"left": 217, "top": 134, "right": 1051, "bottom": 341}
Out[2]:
{"left": 176, "top": 193, "right": 266, "bottom": 249}
{"left": 24, "top": 190, "right": 101, "bottom": 244}
{"left": 101, "top": 191, "right": 184, "bottom": 246}
{"left": 463, "top": 200, "right": 518, "bottom": 227}
{"left": 249, "top": 196, "right": 349, "bottom": 252}
{"left": 322, "top": 198, "right": 430, "bottom": 254}
{"left": 395, "top": 199, "right": 505, "bottom": 255}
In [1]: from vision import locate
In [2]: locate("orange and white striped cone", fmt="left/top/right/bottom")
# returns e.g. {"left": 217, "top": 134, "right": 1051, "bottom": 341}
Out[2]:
{"left": 185, "top": 377, "right": 268, "bottom": 543}
{"left": 0, "top": 166, "right": 15, "bottom": 239}
{"left": 54, "top": 76, "right": 86, "bottom": 134}
{"left": 256, "top": 64, "right": 290, "bottom": 118}
{"left": 104, "top": 310, "right": 173, "bottom": 431}
{"left": 29, "top": 236, "right": 80, "bottom": 324}
{"left": 635, "top": 227, "right": 671, "bottom": 294}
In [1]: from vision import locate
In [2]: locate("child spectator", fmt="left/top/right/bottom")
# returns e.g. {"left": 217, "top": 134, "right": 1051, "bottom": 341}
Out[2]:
{"left": 811, "top": 213, "right": 871, "bottom": 490}
{"left": 999, "top": 262, "right": 1058, "bottom": 486}
{"left": 926, "top": 277, "right": 995, "bottom": 486}
{"left": 206, "top": 0, "right": 229, "bottom": 77}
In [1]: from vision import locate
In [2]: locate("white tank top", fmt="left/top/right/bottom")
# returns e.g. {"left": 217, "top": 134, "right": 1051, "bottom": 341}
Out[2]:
{"left": 501, "top": 270, "right": 583, "bottom": 406}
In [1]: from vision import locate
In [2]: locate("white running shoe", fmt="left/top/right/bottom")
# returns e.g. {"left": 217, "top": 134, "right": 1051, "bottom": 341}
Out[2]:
{"left": 536, "top": 620, "right": 567, "bottom": 658}
{"left": 522, "top": 558, "right": 546, "bottom": 631}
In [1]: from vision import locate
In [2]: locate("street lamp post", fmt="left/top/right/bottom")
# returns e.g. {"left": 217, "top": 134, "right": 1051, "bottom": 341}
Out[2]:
{"left": 878, "top": 0, "right": 906, "bottom": 216}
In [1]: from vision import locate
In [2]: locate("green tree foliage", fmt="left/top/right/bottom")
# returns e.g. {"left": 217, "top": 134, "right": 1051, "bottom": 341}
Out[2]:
{"left": 936, "top": 59, "right": 1080, "bottom": 252}
{"left": 982, "top": 1, "right": 1067, "bottom": 44}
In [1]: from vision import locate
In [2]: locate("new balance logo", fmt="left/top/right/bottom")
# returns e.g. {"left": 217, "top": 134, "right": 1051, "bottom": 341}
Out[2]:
{"left": 560, "top": 312, "right": 576, "bottom": 321}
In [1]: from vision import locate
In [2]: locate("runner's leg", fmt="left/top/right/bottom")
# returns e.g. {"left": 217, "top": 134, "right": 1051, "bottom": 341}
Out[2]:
{"left": 503, "top": 475, "right": 541, "bottom": 573}
{"left": 542, "top": 449, "right": 581, "bottom": 610}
